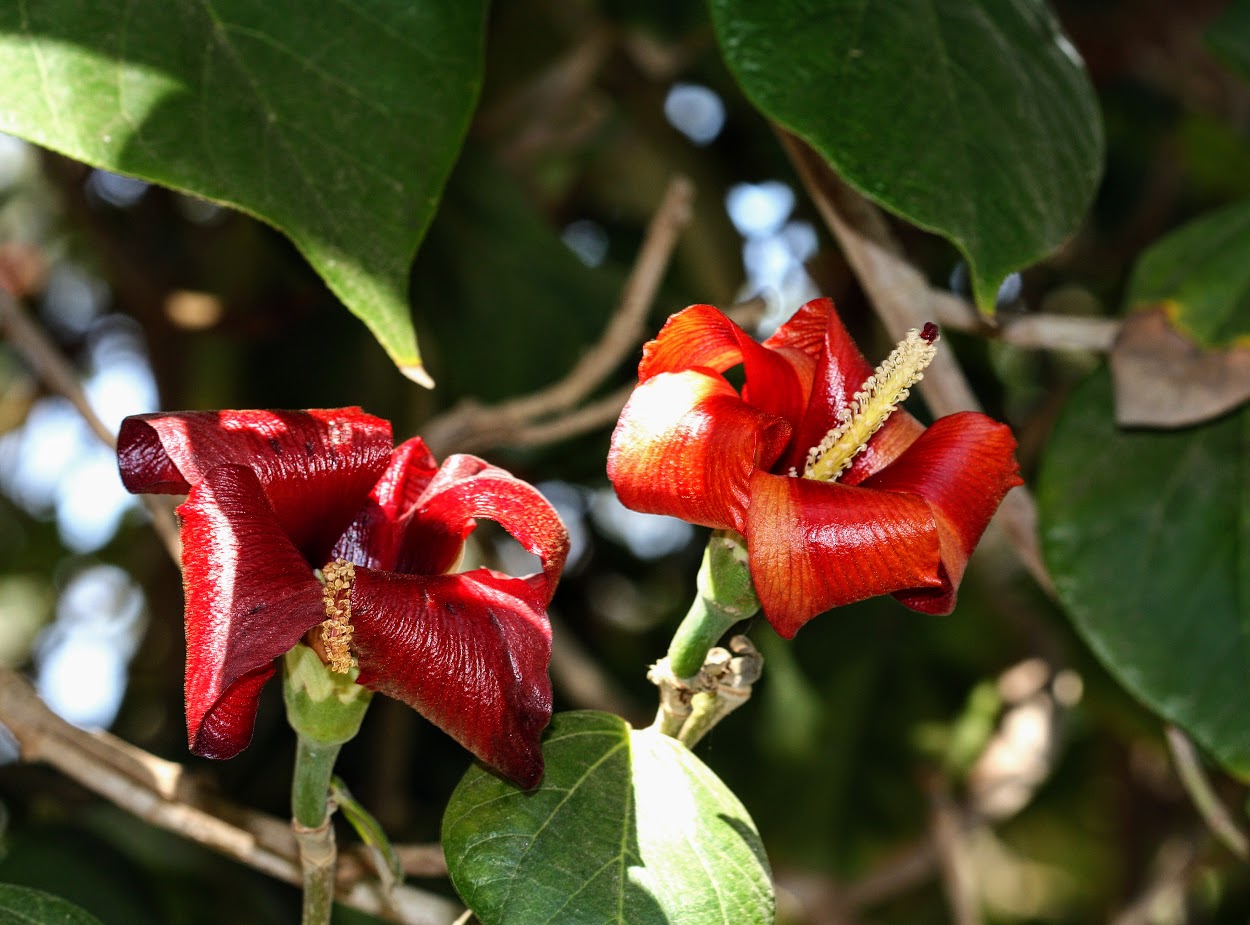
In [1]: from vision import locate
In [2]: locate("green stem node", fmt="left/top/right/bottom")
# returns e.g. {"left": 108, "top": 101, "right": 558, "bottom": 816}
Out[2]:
{"left": 667, "top": 530, "right": 760, "bottom": 678}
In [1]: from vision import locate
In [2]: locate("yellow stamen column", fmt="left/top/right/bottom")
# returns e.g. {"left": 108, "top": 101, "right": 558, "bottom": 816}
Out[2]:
{"left": 320, "top": 558, "right": 357, "bottom": 674}
{"left": 285, "top": 558, "right": 370, "bottom": 925}
{"left": 802, "top": 323, "right": 939, "bottom": 482}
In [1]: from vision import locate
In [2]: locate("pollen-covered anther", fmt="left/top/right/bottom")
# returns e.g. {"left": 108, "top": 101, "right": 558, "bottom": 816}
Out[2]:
{"left": 803, "top": 324, "right": 940, "bottom": 482}
{"left": 320, "top": 558, "right": 357, "bottom": 674}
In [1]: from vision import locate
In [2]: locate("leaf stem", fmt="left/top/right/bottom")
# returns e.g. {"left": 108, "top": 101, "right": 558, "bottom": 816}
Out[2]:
{"left": 1165, "top": 725, "right": 1249, "bottom": 861}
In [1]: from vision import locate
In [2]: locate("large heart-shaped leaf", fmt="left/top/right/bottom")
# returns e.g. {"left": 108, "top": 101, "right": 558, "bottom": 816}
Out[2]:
{"left": 0, "top": 1, "right": 488, "bottom": 382}
{"left": 0, "top": 884, "right": 105, "bottom": 925}
{"left": 709, "top": 0, "right": 1104, "bottom": 312}
{"left": 443, "top": 710, "right": 774, "bottom": 925}
{"left": 1038, "top": 370, "right": 1250, "bottom": 777}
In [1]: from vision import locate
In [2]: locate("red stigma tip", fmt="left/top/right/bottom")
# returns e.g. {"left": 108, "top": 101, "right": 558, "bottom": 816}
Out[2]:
{"left": 920, "top": 322, "right": 939, "bottom": 344}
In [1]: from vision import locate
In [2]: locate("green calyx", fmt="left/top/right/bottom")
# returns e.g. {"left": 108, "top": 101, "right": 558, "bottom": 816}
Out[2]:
{"left": 283, "top": 643, "right": 372, "bottom": 746}
{"left": 696, "top": 529, "right": 758, "bottom": 616}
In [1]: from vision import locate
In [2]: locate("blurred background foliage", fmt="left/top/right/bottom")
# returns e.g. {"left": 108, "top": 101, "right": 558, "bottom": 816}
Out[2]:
{"left": 1, "top": 0, "right": 1249, "bottom": 922}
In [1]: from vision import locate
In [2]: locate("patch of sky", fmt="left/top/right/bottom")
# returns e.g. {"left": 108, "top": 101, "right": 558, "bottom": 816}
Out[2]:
{"left": 0, "top": 306, "right": 159, "bottom": 553}
{"left": 725, "top": 181, "right": 821, "bottom": 337}
{"left": 86, "top": 169, "right": 149, "bottom": 209}
{"left": 588, "top": 488, "right": 694, "bottom": 561}
{"left": 34, "top": 564, "right": 148, "bottom": 730}
{"left": 663, "top": 83, "right": 725, "bottom": 146}
{"left": 562, "top": 219, "right": 610, "bottom": 268}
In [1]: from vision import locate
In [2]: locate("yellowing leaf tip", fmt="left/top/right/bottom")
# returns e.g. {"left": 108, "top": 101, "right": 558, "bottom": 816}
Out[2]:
{"left": 400, "top": 363, "right": 435, "bottom": 389}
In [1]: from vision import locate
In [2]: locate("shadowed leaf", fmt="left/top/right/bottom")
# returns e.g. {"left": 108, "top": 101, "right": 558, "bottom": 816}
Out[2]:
{"left": 1040, "top": 370, "right": 1250, "bottom": 778}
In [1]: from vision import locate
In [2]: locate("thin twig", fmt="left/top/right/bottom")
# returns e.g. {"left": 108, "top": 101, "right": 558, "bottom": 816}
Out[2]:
{"left": 0, "top": 666, "right": 461, "bottom": 925}
{"left": 779, "top": 129, "right": 1054, "bottom": 596}
{"left": 423, "top": 175, "right": 694, "bottom": 458}
{"left": 438, "top": 383, "right": 634, "bottom": 458}
{"left": 928, "top": 781, "right": 982, "bottom": 925}
{"left": 1108, "top": 835, "right": 1204, "bottom": 925}
{"left": 0, "top": 287, "right": 182, "bottom": 563}
{"left": 1165, "top": 725, "right": 1250, "bottom": 862}
{"left": 923, "top": 287, "right": 1121, "bottom": 353}
{"left": 838, "top": 841, "right": 938, "bottom": 909}
{"left": 548, "top": 613, "right": 648, "bottom": 724}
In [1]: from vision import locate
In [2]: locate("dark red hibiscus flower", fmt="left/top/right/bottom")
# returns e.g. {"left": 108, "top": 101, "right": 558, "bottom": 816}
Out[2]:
{"left": 608, "top": 298, "right": 1022, "bottom": 639}
{"left": 118, "top": 408, "right": 568, "bottom": 788}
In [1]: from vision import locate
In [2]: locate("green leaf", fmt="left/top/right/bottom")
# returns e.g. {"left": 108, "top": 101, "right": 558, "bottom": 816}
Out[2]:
{"left": 1038, "top": 370, "right": 1250, "bottom": 777}
{"left": 330, "top": 777, "right": 403, "bottom": 894}
{"left": 1124, "top": 198, "right": 1250, "bottom": 348}
{"left": 709, "top": 0, "right": 1104, "bottom": 312}
{"left": 442, "top": 711, "right": 774, "bottom": 925}
{"left": 0, "top": 884, "right": 105, "bottom": 925}
{"left": 414, "top": 150, "right": 625, "bottom": 403}
{"left": 1208, "top": 0, "right": 1250, "bottom": 83}
{"left": 0, "top": 1, "right": 487, "bottom": 381}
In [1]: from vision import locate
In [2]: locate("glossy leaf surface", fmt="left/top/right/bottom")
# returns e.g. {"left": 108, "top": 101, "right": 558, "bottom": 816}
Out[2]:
{"left": 0, "top": 1, "right": 487, "bottom": 379}
{"left": 709, "top": 0, "right": 1104, "bottom": 312}
{"left": 1039, "top": 370, "right": 1250, "bottom": 776}
{"left": 443, "top": 711, "right": 774, "bottom": 925}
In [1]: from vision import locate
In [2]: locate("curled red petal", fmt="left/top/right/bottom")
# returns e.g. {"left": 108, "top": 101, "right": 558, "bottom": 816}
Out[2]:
{"left": 860, "top": 412, "right": 1023, "bottom": 614}
{"left": 744, "top": 471, "right": 944, "bottom": 638}
{"left": 350, "top": 568, "right": 553, "bottom": 788}
{"left": 639, "top": 304, "right": 816, "bottom": 428}
{"left": 638, "top": 304, "right": 751, "bottom": 380}
{"left": 396, "top": 457, "right": 570, "bottom": 604}
{"left": 760, "top": 297, "right": 834, "bottom": 356}
{"left": 191, "top": 665, "right": 274, "bottom": 759}
{"left": 119, "top": 408, "right": 393, "bottom": 562}
{"left": 178, "top": 464, "right": 326, "bottom": 758}
{"left": 333, "top": 436, "right": 440, "bottom": 571}
{"left": 608, "top": 370, "right": 792, "bottom": 533}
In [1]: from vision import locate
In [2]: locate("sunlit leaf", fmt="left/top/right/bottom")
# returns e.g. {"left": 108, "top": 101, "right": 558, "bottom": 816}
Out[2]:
{"left": 709, "top": 0, "right": 1104, "bottom": 312}
{"left": 0, "top": 1, "right": 487, "bottom": 381}
{"left": 443, "top": 711, "right": 774, "bottom": 925}
{"left": 1039, "top": 370, "right": 1250, "bottom": 777}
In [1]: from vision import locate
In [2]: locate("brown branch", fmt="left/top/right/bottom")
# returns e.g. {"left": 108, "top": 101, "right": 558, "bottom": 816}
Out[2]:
{"left": 928, "top": 780, "right": 982, "bottom": 925}
{"left": 923, "top": 287, "right": 1121, "bottom": 353}
{"left": 0, "top": 666, "right": 461, "bottom": 925}
{"left": 0, "top": 287, "right": 182, "bottom": 564}
{"left": 779, "top": 129, "right": 1054, "bottom": 596}
{"left": 1109, "top": 835, "right": 1204, "bottom": 925}
{"left": 548, "top": 613, "right": 648, "bottom": 724}
{"left": 422, "top": 175, "right": 694, "bottom": 458}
